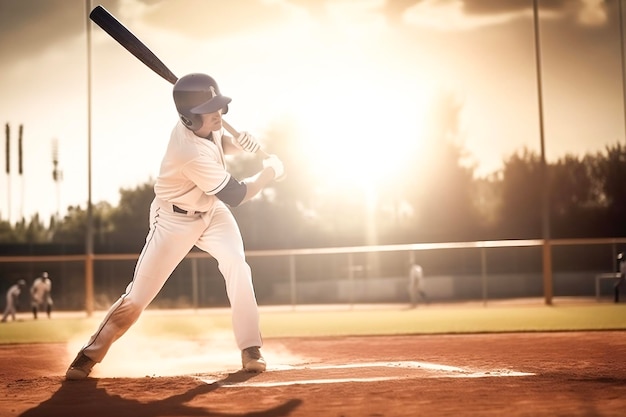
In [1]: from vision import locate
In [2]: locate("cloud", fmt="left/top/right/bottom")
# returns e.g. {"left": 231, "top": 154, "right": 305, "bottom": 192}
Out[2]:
{"left": 577, "top": 0, "right": 608, "bottom": 26}
{"left": 403, "top": 0, "right": 530, "bottom": 31}
{"left": 0, "top": 0, "right": 85, "bottom": 61}
{"left": 461, "top": 0, "right": 560, "bottom": 15}
{"left": 137, "top": 0, "right": 302, "bottom": 39}
{"left": 399, "top": 0, "right": 608, "bottom": 31}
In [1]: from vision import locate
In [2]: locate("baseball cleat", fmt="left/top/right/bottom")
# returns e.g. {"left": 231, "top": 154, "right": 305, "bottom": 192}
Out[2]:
{"left": 65, "top": 351, "right": 96, "bottom": 380}
{"left": 242, "top": 346, "right": 266, "bottom": 372}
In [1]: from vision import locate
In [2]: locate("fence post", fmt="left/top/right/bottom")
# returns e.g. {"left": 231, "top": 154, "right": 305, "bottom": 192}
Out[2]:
{"left": 191, "top": 258, "right": 198, "bottom": 310}
{"left": 289, "top": 254, "right": 296, "bottom": 309}
{"left": 85, "top": 254, "right": 94, "bottom": 316}
{"left": 481, "top": 247, "right": 488, "bottom": 306}
{"left": 543, "top": 240, "right": 553, "bottom": 305}
{"left": 348, "top": 253, "right": 354, "bottom": 308}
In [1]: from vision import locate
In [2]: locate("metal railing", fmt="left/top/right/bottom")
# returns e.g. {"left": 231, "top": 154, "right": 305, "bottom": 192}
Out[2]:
{"left": 1, "top": 237, "right": 625, "bottom": 315}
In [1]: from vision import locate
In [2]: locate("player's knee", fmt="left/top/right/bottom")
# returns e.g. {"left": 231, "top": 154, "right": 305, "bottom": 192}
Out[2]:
{"left": 114, "top": 298, "right": 144, "bottom": 323}
{"left": 128, "top": 300, "right": 144, "bottom": 315}
{"left": 218, "top": 256, "right": 251, "bottom": 278}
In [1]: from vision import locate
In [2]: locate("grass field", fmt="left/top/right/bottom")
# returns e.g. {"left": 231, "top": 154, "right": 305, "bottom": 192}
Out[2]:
{"left": 1, "top": 300, "right": 626, "bottom": 344}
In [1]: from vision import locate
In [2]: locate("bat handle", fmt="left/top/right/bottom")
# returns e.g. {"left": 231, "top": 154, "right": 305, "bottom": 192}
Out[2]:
{"left": 222, "top": 120, "right": 270, "bottom": 159}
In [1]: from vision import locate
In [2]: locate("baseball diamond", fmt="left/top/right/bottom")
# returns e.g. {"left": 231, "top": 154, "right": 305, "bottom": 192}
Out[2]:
{"left": 3, "top": 331, "right": 626, "bottom": 417}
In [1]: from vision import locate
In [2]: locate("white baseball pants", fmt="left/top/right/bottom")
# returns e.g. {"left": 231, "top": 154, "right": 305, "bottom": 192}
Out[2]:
{"left": 1, "top": 294, "right": 18, "bottom": 322}
{"left": 81, "top": 198, "right": 262, "bottom": 362}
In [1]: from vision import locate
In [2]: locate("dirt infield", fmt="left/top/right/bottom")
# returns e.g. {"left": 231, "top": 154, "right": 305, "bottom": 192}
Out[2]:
{"left": 2, "top": 331, "right": 626, "bottom": 417}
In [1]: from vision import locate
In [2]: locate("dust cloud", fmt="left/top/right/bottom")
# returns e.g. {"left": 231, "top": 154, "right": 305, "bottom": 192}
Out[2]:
{"left": 66, "top": 330, "right": 304, "bottom": 378}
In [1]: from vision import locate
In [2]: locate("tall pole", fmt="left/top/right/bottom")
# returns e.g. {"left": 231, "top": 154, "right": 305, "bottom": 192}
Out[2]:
{"left": 533, "top": 0, "right": 553, "bottom": 305}
{"left": 4, "top": 123, "right": 10, "bottom": 222}
{"left": 52, "top": 138, "right": 62, "bottom": 219}
{"left": 613, "top": 0, "right": 626, "bottom": 145}
{"left": 18, "top": 124, "right": 23, "bottom": 220}
{"left": 85, "top": 0, "right": 95, "bottom": 316}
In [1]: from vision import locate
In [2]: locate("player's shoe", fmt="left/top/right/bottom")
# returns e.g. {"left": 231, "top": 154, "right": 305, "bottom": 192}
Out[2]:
{"left": 242, "top": 346, "right": 266, "bottom": 372}
{"left": 65, "top": 351, "right": 96, "bottom": 380}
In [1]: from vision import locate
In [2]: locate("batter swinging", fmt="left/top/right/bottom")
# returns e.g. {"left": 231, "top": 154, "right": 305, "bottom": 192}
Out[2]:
{"left": 66, "top": 73, "right": 284, "bottom": 379}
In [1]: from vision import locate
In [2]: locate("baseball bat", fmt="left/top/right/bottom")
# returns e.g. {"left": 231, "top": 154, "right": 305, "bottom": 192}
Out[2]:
{"left": 89, "top": 5, "right": 269, "bottom": 158}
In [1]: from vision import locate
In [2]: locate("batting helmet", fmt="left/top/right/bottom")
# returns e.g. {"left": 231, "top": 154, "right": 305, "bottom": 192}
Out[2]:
{"left": 173, "top": 73, "right": 231, "bottom": 131}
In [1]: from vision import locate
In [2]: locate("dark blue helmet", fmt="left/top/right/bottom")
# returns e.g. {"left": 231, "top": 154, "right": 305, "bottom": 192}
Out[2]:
{"left": 173, "top": 73, "right": 231, "bottom": 131}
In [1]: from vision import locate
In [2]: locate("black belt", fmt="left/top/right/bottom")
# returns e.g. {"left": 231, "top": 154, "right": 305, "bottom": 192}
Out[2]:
{"left": 172, "top": 205, "right": 200, "bottom": 215}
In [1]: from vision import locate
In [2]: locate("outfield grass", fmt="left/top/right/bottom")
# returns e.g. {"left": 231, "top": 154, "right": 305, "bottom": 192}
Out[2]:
{"left": 1, "top": 303, "right": 625, "bottom": 344}
{"left": 259, "top": 304, "right": 626, "bottom": 337}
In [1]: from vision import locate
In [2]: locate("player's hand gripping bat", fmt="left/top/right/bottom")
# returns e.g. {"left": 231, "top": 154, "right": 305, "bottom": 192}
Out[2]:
{"left": 89, "top": 5, "right": 270, "bottom": 158}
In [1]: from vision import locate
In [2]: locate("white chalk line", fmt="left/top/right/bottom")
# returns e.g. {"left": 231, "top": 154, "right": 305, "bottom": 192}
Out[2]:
{"left": 196, "top": 361, "right": 535, "bottom": 387}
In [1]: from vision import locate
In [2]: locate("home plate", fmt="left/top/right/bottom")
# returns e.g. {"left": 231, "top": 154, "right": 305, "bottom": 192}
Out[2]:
{"left": 195, "top": 361, "right": 534, "bottom": 387}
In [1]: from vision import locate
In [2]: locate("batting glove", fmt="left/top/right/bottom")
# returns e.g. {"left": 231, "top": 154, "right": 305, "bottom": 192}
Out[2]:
{"left": 263, "top": 154, "right": 285, "bottom": 180}
{"left": 235, "top": 132, "right": 260, "bottom": 153}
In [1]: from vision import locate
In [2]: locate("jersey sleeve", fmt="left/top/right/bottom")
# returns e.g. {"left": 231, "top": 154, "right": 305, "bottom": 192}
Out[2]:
{"left": 181, "top": 157, "right": 231, "bottom": 195}
{"left": 215, "top": 177, "right": 247, "bottom": 207}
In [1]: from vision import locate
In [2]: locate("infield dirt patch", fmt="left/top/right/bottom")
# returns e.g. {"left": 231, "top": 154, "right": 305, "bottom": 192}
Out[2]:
{"left": 2, "top": 332, "right": 626, "bottom": 416}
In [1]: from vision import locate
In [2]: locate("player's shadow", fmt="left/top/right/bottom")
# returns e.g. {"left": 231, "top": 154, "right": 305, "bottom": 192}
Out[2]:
{"left": 19, "top": 371, "right": 302, "bottom": 417}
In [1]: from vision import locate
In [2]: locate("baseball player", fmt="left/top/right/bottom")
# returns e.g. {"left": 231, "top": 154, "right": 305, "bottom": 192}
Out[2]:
{"left": 66, "top": 73, "right": 284, "bottom": 380}
{"left": 1, "top": 279, "right": 26, "bottom": 322}
{"left": 615, "top": 252, "right": 626, "bottom": 303}
{"left": 408, "top": 264, "right": 428, "bottom": 308}
{"left": 31, "top": 271, "right": 53, "bottom": 319}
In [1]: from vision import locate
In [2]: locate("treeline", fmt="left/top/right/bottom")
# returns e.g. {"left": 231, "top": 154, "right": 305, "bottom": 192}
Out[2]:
{"left": 2, "top": 142, "right": 624, "bottom": 253}
{"left": 1, "top": 95, "right": 625, "bottom": 253}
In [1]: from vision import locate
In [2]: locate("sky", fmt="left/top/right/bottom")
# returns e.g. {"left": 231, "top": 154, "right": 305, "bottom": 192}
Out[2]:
{"left": 0, "top": 0, "right": 624, "bottom": 224}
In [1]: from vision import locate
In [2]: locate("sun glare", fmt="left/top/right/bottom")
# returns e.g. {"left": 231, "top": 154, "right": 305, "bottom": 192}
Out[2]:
{"left": 296, "top": 76, "right": 432, "bottom": 191}
{"left": 230, "top": 11, "right": 437, "bottom": 194}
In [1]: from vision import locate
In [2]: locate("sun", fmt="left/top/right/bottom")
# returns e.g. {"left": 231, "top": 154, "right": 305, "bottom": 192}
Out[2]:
{"left": 294, "top": 75, "right": 433, "bottom": 192}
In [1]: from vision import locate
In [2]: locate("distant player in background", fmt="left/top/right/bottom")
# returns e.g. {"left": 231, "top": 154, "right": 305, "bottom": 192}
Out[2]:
{"left": 408, "top": 264, "right": 428, "bottom": 308}
{"left": 31, "top": 272, "right": 53, "bottom": 319}
{"left": 615, "top": 252, "right": 625, "bottom": 303}
{"left": 1, "top": 279, "right": 26, "bottom": 322}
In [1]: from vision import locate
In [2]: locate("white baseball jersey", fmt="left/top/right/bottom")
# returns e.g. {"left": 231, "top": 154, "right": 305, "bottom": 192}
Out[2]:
{"left": 2, "top": 283, "right": 22, "bottom": 322}
{"left": 6, "top": 284, "right": 21, "bottom": 303}
{"left": 409, "top": 264, "right": 424, "bottom": 286}
{"left": 31, "top": 277, "right": 52, "bottom": 305}
{"left": 154, "top": 122, "right": 231, "bottom": 212}
{"left": 79, "top": 120, "right": 262, "bottom": 364}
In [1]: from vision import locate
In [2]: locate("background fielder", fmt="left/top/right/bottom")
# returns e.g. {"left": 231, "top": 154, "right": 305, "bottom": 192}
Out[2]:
{"left": 66, "top": 73, "right": 284, "bottom": 379}
{"left": 615, "top": 252, "right": 625, "bottom": 303}
{"left": 408, "top": 263, "right": 428, "bottom": 308}
{"left": 1, "top": 279, "right": 26, "bottom": 322}
{"left": 30, "top": 271, "right": 53, "bottom": 319}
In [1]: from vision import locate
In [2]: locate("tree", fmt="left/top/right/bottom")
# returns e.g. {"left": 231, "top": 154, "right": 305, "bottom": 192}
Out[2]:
{"left": 0, "top": 215, "right": 49, "bottom": 243}
{"left": 496, "top": 148, "right": 543, "bottom": 239}
{"left": 391, "top": 91, "right": 481, "bottom": 242}
{"left": 549, "top": 154, "right": 602, "bottom": 238}
{"left": 594, "top": 143, "right": 626, "bottom": 236}
{"left": 51, "top": 202, "right": 114, "bottom": 247}
{"left": 105, "top": 181, "right": 155, "bottom": 251}
{"left": 0, "top": 219, "right": 19, "bottom": 243}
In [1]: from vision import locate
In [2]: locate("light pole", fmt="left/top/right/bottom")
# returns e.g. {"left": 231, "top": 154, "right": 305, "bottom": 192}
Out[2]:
{"left": 85, "top": 0, "right": 95, "bottom": 316}
{"left": 18, "top": 124, "right": 23, "bottom": 220}
{"left": 613, "top": 0, "right": 626, "bottom": 144}
{"left": 532, "top": 0, "right": 553, "bottom": 305}
{"left": 5, "top": 123, "right": 10, "bottom": 222}
{"left": 51, "top": 138, "right": 63, "bottom": 219}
